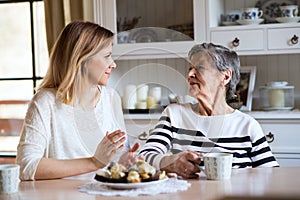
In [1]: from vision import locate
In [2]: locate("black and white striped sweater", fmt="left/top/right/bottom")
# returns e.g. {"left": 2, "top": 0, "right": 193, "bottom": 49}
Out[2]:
{"left": 139, "top": 103, "right": 279, "bottom": 169}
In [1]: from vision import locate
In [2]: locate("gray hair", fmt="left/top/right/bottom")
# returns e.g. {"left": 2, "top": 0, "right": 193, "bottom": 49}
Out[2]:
{"left": 188, "top": 43, "right": 240, "bottom": 101}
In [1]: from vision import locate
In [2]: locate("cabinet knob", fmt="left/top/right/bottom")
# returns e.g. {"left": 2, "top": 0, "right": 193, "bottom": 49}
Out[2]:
{"left": 291, "top": 35, "right": 299, "bottom": 45}
{"left": 232, "top": 37, "right": 240, "bottom": 47}
{"left": 138, "top": 132, "right": 148, "bottom": 140}
{"left": 265, "top": 132, "right": 274, "bottom": 143}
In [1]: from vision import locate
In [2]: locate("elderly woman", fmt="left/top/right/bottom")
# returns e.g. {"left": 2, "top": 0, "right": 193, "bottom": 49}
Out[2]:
{"left": 139, "top": 43, "right": 279, "bottom": 179}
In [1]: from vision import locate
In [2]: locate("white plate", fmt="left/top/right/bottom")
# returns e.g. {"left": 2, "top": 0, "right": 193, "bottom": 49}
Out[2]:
{"left": 98, "top": 177, "right": 168, "bottom": 189}
{"left": 128, "top": 27, "right": 158, "bottom": 43}
{"left": 237, "top": 18, "right": 264, "bottom": 25}
{"left": 255, "top": 0, "right": 298, "bottom": 23}
{"left": 275, "top": 16, "right": 300, "bottom": 23}
{"left": 222, "top": 21, "right": 239, "bottom": 26}
{"left": 262, "top": 107, "right": 293, "bottom": 111}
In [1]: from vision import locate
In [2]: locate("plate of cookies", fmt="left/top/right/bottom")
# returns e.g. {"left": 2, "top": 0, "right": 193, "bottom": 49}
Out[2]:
{"left": 94, "top": 160, "right": 167, "bottom": 189}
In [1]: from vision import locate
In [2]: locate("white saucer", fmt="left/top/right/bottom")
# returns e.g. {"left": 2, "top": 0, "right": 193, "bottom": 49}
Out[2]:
{"left": 222, "top": 21, "right": 238, "bottom": 26}
{"left": 275, "top": 17, "right": 300, "bottom": 23}
{"left": 236, "top": 18, "right": 264, "bottom": 25}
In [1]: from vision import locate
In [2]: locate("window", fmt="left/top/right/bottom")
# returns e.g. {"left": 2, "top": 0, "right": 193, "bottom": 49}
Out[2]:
{"left": 0, "top": 0, "right": 48, "bottom": 118}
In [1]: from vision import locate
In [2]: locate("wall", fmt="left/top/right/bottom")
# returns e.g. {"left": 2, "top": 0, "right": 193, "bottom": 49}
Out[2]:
{"left": 108, "top": 54, "right": 300, "bottom": 110}
{"left": 240, "top": 54, "right": 300, "bottom": 109}
{"left": 109, "top": 57, "right": 189, "bottom": 106}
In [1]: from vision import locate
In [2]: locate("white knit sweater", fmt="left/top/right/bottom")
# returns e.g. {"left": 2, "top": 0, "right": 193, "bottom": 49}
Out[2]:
{"left": 17, "top": 86, "right": 127, "bottom": 180}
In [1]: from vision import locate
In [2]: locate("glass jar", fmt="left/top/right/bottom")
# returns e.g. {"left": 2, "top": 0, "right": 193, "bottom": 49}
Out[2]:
{"left": 259, "top": 82, "right": 294, "bottom": 110}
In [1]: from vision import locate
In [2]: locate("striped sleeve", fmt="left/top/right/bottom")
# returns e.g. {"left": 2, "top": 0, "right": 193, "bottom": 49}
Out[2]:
{"left": 139, "top": 114, "right": 173, "bottom": 169}
{"left": 249, "top": 120, "right": 279, "bottom": 167}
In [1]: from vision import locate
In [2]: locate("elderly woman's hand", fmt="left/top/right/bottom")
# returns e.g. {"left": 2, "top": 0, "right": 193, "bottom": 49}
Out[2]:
{"left": 92, "top": 130, "right": 126, "bottom": 167}
{"left": 160, "top": 150, "right": 202, "bottom": 179}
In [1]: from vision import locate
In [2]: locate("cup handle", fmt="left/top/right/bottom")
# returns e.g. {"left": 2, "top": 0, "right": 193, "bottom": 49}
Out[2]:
{"left": 198, "top": 165, "right": 205, "bottom": 172}
{"left": 294, "top": 9, "right": 298, "bottom": 17}
{"left": 258, "top": 10, "right": 263, "bottom": 18}
{"left": 138, "top": 131, "right": 148, "bottom": 140}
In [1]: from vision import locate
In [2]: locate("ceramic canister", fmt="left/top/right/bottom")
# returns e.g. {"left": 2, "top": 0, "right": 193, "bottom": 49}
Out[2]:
{"left": 137, "top": 84, "right": 149, "bottom": 102}
{"left": 123, "top": 84, "right": 137, "bottom": 109}
{"left": 149, "top": 87, "right": 162, "bottom": 104}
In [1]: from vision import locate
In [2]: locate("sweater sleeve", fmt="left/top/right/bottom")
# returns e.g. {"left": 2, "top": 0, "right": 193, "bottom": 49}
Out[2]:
{"left": 248, "top": 119, "right": 279, "bottom": 167}
{"left": 138, "top": 107, "right": 174, "bottom": 169}
{"left": 16, "top": 98, "right": 50, "bottom": 181}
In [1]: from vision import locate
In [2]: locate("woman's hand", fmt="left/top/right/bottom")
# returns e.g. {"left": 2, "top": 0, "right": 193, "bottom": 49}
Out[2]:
{"left": 118, "top": 142, "right": 141, "bottom": 167}
{"left": 92, "top": 130, "right": 126, "bottom": 167}
{"left": 160, "top": 150, "right": 202, "bottom": 179}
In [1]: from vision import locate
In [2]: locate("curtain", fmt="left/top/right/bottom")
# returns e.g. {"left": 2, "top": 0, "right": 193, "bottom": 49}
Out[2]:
{"left": 43, "top": 0, "right": 94, "bottom": 53}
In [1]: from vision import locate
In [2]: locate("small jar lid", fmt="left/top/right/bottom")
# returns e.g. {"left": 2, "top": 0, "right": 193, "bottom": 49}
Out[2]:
{"left": 266, "top": 81, "right": 288, "bottom": 87}
{"left": 259, "top": 81, "right": 294, "bottom": 89}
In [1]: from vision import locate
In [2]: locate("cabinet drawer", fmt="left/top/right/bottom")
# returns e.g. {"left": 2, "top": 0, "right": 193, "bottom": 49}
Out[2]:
{"left": 268, "top": 28, "right": 300, "bottom": 50}
{"left": 210, "top": 30, "right": 264, "bottom": 51}
{"left": 259, "top": 121, "right": 300, "bottom": 154}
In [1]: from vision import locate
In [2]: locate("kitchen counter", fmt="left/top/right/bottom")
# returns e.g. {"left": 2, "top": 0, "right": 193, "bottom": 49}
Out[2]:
{"left": 124, "top": 110, "right": 300, "bottom": 120}
{"left": 245, "top": 110, "right": 300, "bottom": 119}
{"left": 1, "top": 167, "right": 300, "bottom": 199}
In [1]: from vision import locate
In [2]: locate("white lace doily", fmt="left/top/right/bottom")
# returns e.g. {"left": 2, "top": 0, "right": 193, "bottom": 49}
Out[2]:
{"left": 78, "top": 178, "right": 191, "bottom": 197}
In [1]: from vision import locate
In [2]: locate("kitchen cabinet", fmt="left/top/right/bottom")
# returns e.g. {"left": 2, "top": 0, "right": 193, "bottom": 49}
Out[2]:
{"left": 247, "top": 112, "right": 300, "bottom": 168}
{"left": 206, "top": 0, "right": 300, "bottom": 55}
{"left": 93, "top": 0, "right": 206, "bottom": 59}
{"left": 124, "top": 112, "right": 300, "bottom": 166}
{"left": 258, "top": 119, "right": 300, "bottom": 167}
{"left": 94, "top": 0, "right": 300, "bottom": 58}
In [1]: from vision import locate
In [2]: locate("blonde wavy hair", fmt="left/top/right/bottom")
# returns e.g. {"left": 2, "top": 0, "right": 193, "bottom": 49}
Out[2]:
{"left": 38, "top": 21, "right": 114, "bottom": 106}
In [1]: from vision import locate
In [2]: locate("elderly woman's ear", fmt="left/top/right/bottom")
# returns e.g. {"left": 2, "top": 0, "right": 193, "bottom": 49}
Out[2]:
{"left": 222, "top": 69, "right": 232, "bottom": 86}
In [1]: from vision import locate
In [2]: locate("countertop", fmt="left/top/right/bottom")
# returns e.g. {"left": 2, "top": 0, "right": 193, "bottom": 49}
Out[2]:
{"left": 124, "top": 110, "right": 300, "bottom": 120}
{"left": 1, "top": 167, "right": 300, "bottom": 199}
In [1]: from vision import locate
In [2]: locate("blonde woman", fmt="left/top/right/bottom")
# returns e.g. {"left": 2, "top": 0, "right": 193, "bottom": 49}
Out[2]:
{"left": 17, "top": 21, "right": 139, "bottom": 181}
